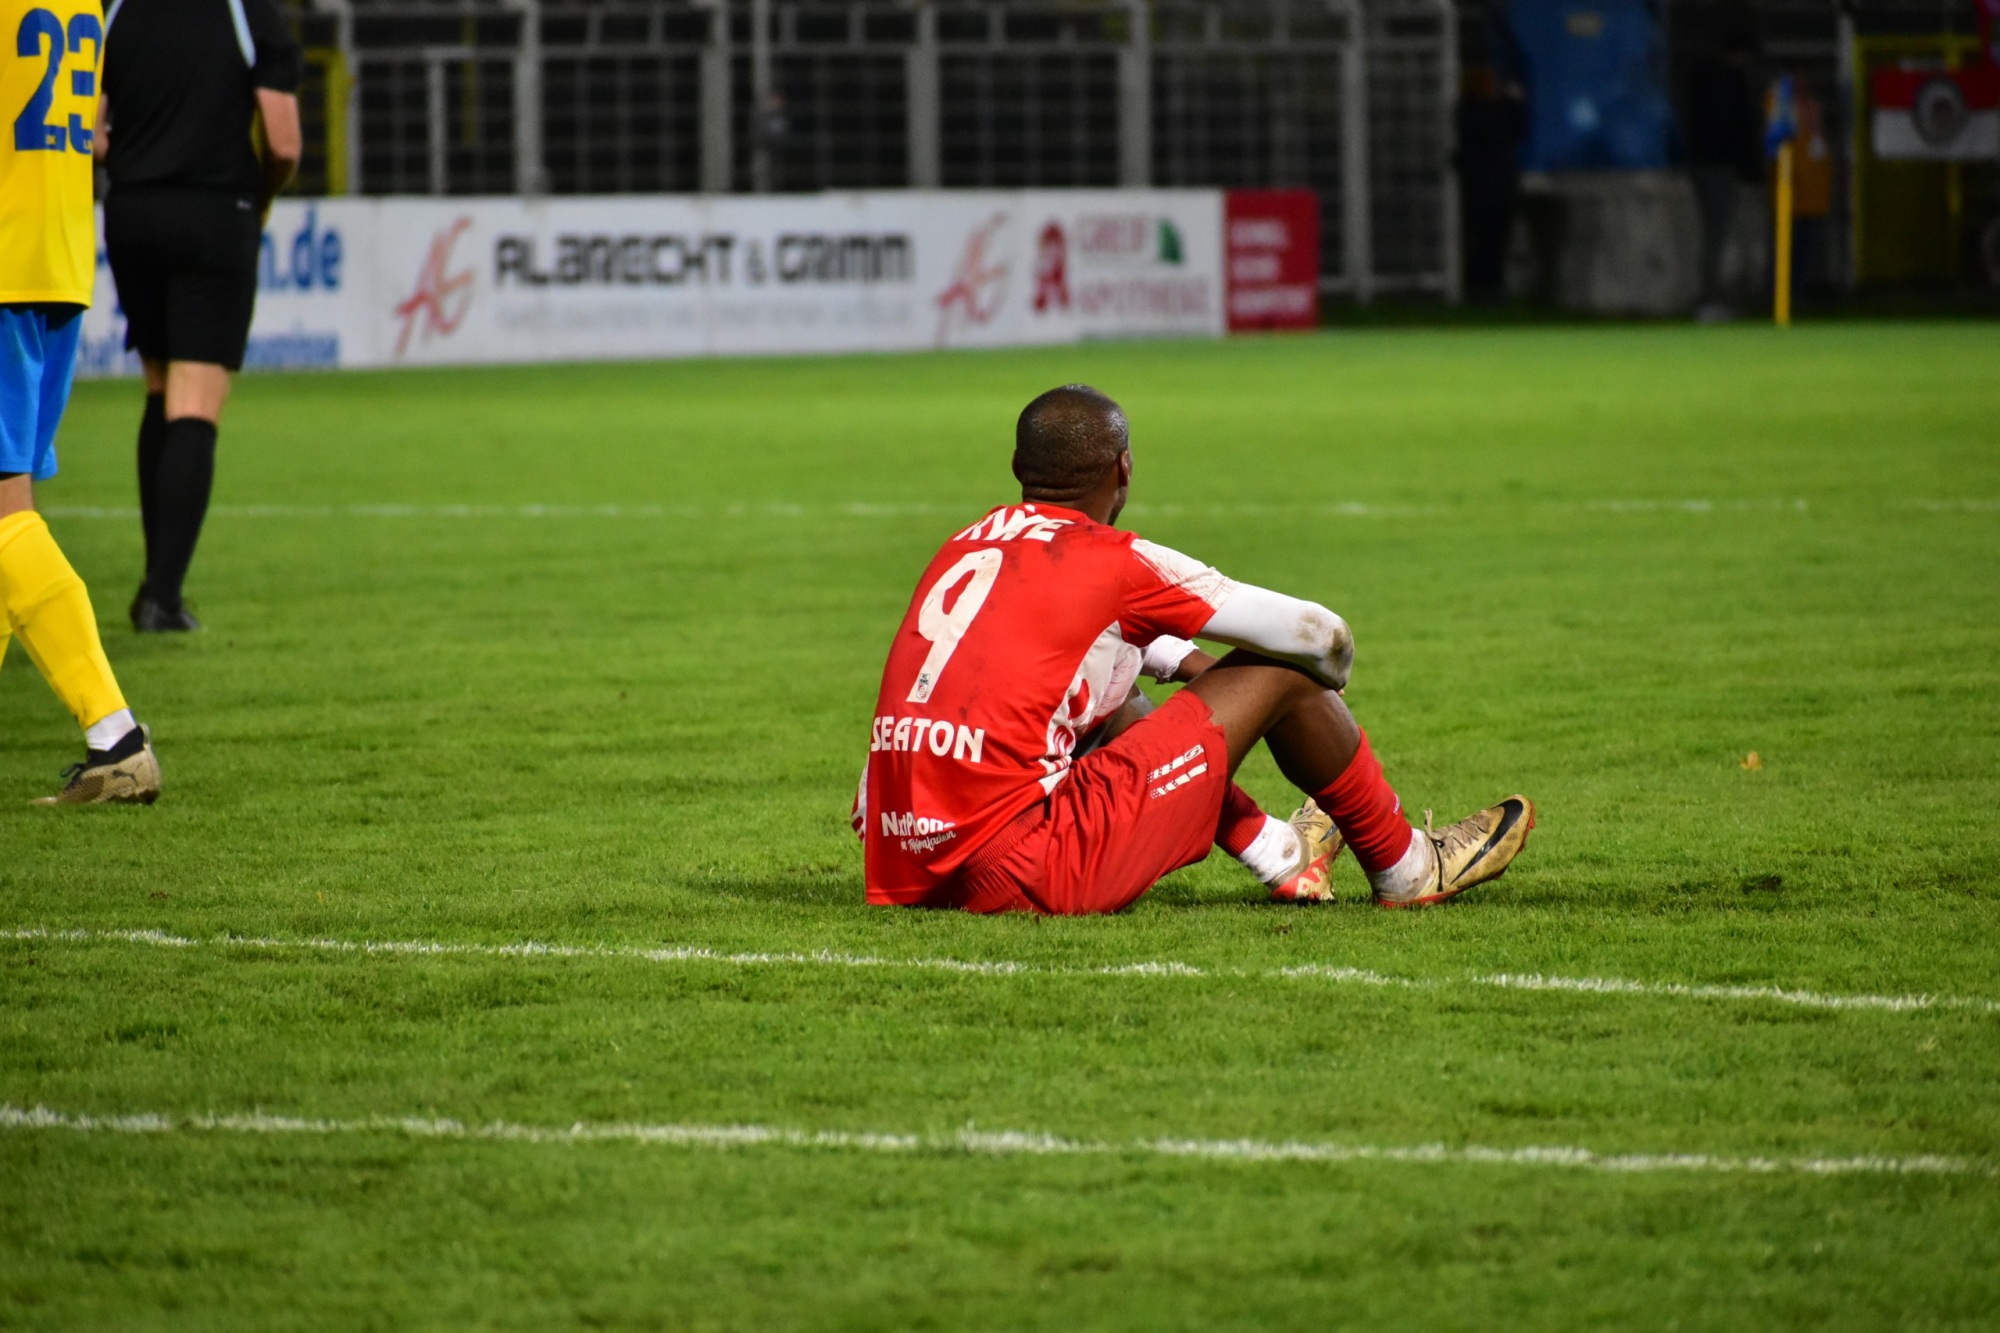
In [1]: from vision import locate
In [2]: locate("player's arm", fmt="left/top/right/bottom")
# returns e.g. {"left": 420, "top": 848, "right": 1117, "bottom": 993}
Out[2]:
{"left": 1198, "top": 585, "right": 1354, "bottom": 691}
{"left": 1140, "top": 636, "right": 1216, "bottom": 685}
{"left": 94, "top": 94, "right": 109, "bottom": 161}
{"left": 1082, "top": 637, "right": 1212, "bottom": 751}
{"left": 247, "top": 0, "right": 306, "bottom": 213}
{"left": 851, "top": 759, "right": 868, "bottom": 841}
{"left": 1126, "top": 540, "right": 1352, "bottom": 691}
{"left": 254, "top": 88, "right": 302, "bottom": 212}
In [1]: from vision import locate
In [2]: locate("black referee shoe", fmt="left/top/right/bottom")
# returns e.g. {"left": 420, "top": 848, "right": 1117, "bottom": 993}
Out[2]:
{"left": 131, "top": 589, "right": 203, "bottom": 633}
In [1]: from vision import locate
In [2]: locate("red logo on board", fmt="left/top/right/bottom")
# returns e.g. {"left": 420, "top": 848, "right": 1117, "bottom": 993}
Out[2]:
{"left": 394, "top": 217, "right": 475, "bottom": 355}
{"left": 1032, "top": 222, "right": 1069, "bottom": 312}
{"left": 935, "top": 213, "right": 1010, "bottom": 342}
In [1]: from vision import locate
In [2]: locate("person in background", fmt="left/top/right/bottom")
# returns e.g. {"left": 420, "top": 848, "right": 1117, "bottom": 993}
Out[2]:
{"left": 1455, "top": 63, "right": 1529, "bottom": 303}
{"left": 97, "top": 0, "right": 302, "bottom": 632}
{"left": 1767, "top": 77, "right": 1834, "bottom": 301}
{"left": 1676, "top": 16, "right": 1764, "bottom": 322}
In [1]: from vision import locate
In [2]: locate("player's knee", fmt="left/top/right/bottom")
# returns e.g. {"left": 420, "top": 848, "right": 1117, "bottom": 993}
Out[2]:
{"left": 0, "top": 515, "right": 82, "bottom": 616}
{"left": 1299, "top": 603, "right": 1353, "bottom": 691}
{"left": 7, "top": 562, "right": 82, "bottom": 622}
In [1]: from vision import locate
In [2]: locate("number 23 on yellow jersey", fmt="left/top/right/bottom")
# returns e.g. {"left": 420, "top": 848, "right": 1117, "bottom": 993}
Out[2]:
{"left": 1, "top": 0, "right": 104, "bottom": 305}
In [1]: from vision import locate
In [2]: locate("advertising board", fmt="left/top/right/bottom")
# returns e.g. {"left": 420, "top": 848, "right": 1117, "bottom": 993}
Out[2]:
{"left": 1224, "top": 190, "right": 1320, "bottom": 331}
{"left": 77, "top": 190, "right": 1226, "bottom": 377}
{"left": 1871, "top": 65, "right": 2000, "bottom": 161}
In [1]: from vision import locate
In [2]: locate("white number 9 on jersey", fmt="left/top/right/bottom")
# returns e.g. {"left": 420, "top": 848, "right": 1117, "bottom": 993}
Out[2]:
{"left": 907, "top": 548, "right": 1003, "bottom": 704}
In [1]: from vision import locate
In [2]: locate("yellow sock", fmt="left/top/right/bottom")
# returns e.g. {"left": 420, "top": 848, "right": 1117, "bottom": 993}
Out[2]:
{"left": 0, "top": 511, "right": 127, "bottom": 731}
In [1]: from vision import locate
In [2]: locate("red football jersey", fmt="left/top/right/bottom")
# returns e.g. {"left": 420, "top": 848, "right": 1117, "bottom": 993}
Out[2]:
{"left": 859, "top": 502, "right": 1235, "bottom": 903}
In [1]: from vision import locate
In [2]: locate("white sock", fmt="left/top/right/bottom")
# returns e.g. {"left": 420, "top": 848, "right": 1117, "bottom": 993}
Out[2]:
{"left": 85, "top": 708, "right": 137, "bottom": 753}
{"left": 1235, "top": 815, "right": 1304, "bottom": 886}
{"left": 1365, "top": 825, "right": 1436, "bottom": 902}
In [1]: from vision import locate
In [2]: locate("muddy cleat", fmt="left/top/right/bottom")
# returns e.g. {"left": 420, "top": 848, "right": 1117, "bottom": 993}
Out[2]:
{"left": 1375, "top": 795, "right": 1535, "bottom": 908}
{"left": 1269, "top": 798, "right": 1344, "bottom": 903}
{"left": 33, "top": 724, "right": 161, "bottom": 806}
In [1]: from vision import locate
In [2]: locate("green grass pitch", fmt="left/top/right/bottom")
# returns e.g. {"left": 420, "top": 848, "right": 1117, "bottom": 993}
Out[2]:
{"left": 3, "top": 323, "right": 1998, "bottom": 1330}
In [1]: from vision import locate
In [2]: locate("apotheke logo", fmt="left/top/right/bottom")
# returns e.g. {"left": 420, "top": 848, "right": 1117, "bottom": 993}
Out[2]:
{"left": 1032, "top": 222, "right": 1069, "bottom": 312}
{"left": 1072, "top": 214, "right": 1185, "bottom": 266}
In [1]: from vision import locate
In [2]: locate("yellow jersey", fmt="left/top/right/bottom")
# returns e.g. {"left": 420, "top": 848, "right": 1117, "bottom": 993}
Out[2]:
{"left": 0, "top": 0, "right": 103, "bottom": 305}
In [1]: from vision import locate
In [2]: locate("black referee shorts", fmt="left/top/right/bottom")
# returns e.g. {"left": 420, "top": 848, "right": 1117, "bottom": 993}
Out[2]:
{"left": 104, "top": 185, "right": 263, "bottom": 371}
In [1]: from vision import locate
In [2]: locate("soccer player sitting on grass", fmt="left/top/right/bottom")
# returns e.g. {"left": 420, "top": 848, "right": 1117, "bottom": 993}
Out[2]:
{"left": 854, "top": 385, "right": 1532, "bottom": 914}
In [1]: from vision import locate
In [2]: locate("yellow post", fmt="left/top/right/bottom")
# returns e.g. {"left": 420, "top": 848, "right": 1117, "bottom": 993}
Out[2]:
{"left": 318, "top": 49, "right": 352, "bottom": 197}
{"left": 1774, "top": 140, "right": 1794, "bottom": 327}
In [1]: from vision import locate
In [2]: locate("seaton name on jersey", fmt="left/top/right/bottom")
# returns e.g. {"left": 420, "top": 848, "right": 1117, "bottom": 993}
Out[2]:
{"left": 872, "top": 716, "right": 987, "bottom": 763}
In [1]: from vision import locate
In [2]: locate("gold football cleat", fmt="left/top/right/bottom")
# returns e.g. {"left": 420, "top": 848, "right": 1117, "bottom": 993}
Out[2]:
{"left": 1269, "top": 798, "right": 1343, "bottom": 903}
{"left": 33, "top": 725, "right": 161, "bottom": 806}
{"left": 1376, "top": 795, "right": 1534, "bottom": 908}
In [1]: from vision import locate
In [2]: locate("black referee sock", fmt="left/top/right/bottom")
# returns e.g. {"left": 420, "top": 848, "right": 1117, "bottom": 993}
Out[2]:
{"left": 135, "top": 393, "right": 166, "bottom": 585}
{"left": 149, "top": 418, "right": 218, "bottom": 612}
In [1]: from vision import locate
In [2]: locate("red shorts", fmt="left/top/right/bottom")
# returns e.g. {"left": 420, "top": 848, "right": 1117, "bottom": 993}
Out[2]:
{"left": 945, "top": 689, "right": 1229, "bottom": 916}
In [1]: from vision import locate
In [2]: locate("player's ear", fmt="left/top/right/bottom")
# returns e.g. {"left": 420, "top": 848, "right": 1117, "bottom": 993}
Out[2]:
{"left": 1117, "top": 448, "right": 1133, "bottom": 486}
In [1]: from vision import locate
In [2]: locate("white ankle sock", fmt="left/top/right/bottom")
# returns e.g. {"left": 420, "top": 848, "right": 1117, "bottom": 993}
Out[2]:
{"left": 1236, "top": 815, "right": 1304, "bottom": 886}
{"left": 85, "top": 709, "right": 137, "bottom": 753}
{"left": 1365, "top": 825, "right": 1435, "bottom": 901}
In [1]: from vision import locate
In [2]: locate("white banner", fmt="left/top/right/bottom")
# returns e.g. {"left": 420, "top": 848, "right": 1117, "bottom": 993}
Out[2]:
{"left": 1871, "top": 107, "right": 2000, "bottom": 160}
{"left": 77, "top": 190, "right": 1224, "bottom": 377}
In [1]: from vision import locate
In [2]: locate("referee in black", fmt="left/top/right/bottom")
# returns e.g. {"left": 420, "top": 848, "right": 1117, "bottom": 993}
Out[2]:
{"left": 98, "top": 0, "right": 302, "bottom": 632}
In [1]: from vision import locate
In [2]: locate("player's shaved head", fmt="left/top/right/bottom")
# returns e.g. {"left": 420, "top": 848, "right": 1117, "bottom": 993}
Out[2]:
{"left": 1013, "top": 385, "right": 1129, "bottom": 496}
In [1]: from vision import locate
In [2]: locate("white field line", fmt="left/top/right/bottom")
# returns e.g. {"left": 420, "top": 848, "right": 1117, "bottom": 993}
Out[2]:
{"left": 1899, "top": 499, "right": 2000, "bottom": 513}
{"left": 1470, "top": 971, "right": 1980, "bottom": 1013}
{"left": 2, "top": 1104, "right": 1986, "bottom": 1179}
{"left": 8, "top": 926, "right": 1997, "bottom": 1017}
{"left": 35, "top": 498, "right": 1833, "bottom": 523}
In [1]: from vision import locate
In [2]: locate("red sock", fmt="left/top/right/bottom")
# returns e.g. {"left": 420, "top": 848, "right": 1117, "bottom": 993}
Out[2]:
{"left": 1215, "top": 783, "right": 1269, "bottom": 857}
{"left": 1309, "top": 731, "right": 1411, "bottom": 874}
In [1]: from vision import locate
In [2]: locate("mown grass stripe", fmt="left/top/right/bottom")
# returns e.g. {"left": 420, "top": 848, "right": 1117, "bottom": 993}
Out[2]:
{"left": 1, "top": 1105, "right": 1985, "bottom": 1179}
{"left": 36, "top": 497, "right": 1853, "bottom": 522}
{"left": 9, "top": 926, "right": 1996, "bottom": 1016}
{"left": 54, "top": 496, "right": 2000, "bottom": 519}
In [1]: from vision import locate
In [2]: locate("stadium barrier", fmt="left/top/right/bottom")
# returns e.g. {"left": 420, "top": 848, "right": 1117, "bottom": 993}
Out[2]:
{"left": 295, "top": 0, "right": 1459, "bottom": 305}
{"left": 77, "top": 187, "right": 1321, "bottom": 376}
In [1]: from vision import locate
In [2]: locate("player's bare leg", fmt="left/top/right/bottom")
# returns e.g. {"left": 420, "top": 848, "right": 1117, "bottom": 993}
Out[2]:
{"left": 1187, "top": 651, "right": 1533, "bottom": 905}
{"left": 1093, "top": 684, "right": 1339, "bottom": 901}
{"left": 1186, "top": 651, "right": 1359, "bottom": 784}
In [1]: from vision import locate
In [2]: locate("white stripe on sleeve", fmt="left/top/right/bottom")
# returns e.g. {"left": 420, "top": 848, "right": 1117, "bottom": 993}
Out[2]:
{"left": 225, "top": 0, "right": 256, "bottom": 66}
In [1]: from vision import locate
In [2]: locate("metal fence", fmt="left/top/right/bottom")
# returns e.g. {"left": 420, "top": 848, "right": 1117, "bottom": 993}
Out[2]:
{"left": 298, "top": 0, "right": 1458, "bottom": 299}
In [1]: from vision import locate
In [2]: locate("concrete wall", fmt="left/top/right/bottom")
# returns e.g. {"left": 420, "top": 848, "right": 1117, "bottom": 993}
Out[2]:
{"left": 1509, "top": 171, "right": 1771, "bottom": 316}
